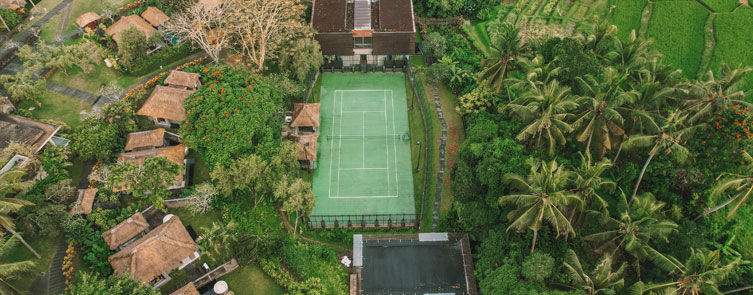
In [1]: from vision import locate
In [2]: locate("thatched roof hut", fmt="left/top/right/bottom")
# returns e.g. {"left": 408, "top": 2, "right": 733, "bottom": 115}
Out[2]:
{"left": 164, "top": 70, "right": 201, "bottom": 90}
{"left": 136, "top": 86, "right": 195, "bottom": 122}
{"left": 105, "top": 15, "right": 156, "bottom": 44}
{"left": 75, "top": 12, "right": 101, "bottom": 28}
{"left": 295, "top": 134, "right": 318, "bottom": 161}
{"left": 124, "top": 128, "right": 166, "bottom": 152}
{"left": 290, "top": 103, "right": 320, "bottom": 128}
{"left": 101, "top": 212, "right": 150, "bottom": 250}
{"left": 70, "top": 188, "right": 97, "bottom": 215}
{"left": 141, "top": 6, "right": 169, "bottom": 27}
{"left": 0, "top": 114, "right": 60, "bottom": 153}
{"left": 170, "top": 282, "right": 200, "bottom": 295}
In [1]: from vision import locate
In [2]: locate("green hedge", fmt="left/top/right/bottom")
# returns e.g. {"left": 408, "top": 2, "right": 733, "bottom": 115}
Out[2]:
{"left": 0, "top": 9, "right": 22, "bottom": 32}
{"left": 647, "top": 1, "right": 708, "bottom": 78}
{"left": 124, "top": 44, "right": 194, "bottom": 76}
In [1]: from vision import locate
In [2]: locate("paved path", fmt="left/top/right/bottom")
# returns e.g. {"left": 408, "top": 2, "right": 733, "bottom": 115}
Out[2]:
{"left": 431, "top": 83, "right": 447, "bottom": 232}
{"left": 54, "top": 2, "right": 73, "bottom": 42}
{"left": 46, "top": 81, "right": 101, "bottom": 105}
{"left": 11, "top": 0, "right": 72, "bottom": 43}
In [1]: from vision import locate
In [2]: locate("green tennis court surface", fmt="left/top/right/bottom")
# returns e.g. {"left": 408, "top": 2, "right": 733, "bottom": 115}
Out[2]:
{"left": 311, "top": 73, "right": 415, "bottom": 222}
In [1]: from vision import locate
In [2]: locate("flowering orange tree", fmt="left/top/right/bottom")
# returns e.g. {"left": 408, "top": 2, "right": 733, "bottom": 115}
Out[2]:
{"left": 180, "top": 66, "right": 283, "bottom": 167}
{"left": 690, "top": 105, "right": 753, "bottom": 176}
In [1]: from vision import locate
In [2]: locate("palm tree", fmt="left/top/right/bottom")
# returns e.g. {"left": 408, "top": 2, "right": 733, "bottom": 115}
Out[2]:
{"left": 562, "top": 249, "right": 625, "bottom": 295}
{"left": 709, "top": 151, "right": 753, "bottom": 218}
{"left": 573, "top": 153, "right": 616, "bottom": 218}
{"left": 621, "top": 110, "right": 700, "bottom": 197}
{"left": 479, "top": 23, "right": 525, "bottom": 95}
{"left": 574, "top": 68, "right": 636, "bottom": 157}
{"left": 585, "top": 193, "right": 682, "bottom": 277}
{"left": 0, "top": 169, "right": 40, "bottom": 259}
{"left": 0, "top": 235, "right": 35, "bottom": 295}
{"left": 630, "top": 249, "right": 740, "bottom": 295}
{"left": 499, "top": 158, "right": 582, "bottom": 253}
{"left": 620, "top": 72, "right": 675, "bottom": 136}
{"left": 608, "top": 30, "right": 656, "bottom": 77}
{"left": 683, "top": 64, "right": 752, "bottom": 124}
{"left": 581, "top": 21, "right": 617, "bottom": 58}
{"left": 507, "top": 80, "right": 578, "bottom": 155}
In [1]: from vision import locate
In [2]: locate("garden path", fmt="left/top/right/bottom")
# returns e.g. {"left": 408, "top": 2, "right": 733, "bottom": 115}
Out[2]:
{"left": 431, "top": 83, "right": 447, "bottom": 232}
{"left": 46, "top": 81, "right": 101, "bottom": 104}
{"left": 54, "top": 2, "right": 73, "bottom": 42}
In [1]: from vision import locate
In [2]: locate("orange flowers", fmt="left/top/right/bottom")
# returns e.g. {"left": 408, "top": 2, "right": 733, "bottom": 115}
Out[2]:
{"left": 204, "top": 68, "right": 209, "bottom": 72}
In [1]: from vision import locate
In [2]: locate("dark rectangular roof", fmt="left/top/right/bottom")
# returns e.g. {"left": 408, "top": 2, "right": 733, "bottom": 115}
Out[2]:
{"left": 0, "top": 114, "right": 60, "bottom": 153}
{"left": 355, "top": 233, "right": 477, "bottom": 295}
{"left": 312, "top": 0, "right": 415, "bottom": 33}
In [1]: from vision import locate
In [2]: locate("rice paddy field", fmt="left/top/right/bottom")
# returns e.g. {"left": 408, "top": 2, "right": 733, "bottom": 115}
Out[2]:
{"left": 466, "top": 0, "right": 753, "bottom": 98}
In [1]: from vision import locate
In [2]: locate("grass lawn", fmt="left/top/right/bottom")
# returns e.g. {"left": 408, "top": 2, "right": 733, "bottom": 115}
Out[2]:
{"left": 168, "top": 207, "right": 222, "bottom": 233}
{"left": 17, "top": 89, "right": 92, "bottom": 129}
{"left": 646, "top": 1, "right": 708, "bottom": 78}
{"left": 406, "top": 75, "right": 427, "bottom": 226}
{"left": 188, "top": 150, "right": 211, "bottom": 184}
{"left": 223, "top": 263, "right": 285, "bottom": 295}
{"left": 699, "top": 0, "right": 741, "bottom": 13}
{"left": 66, "top": 0, "right": 131, "bottom": 33}
{"left": 5, "top": 234, "right": 62, "bottom": 292}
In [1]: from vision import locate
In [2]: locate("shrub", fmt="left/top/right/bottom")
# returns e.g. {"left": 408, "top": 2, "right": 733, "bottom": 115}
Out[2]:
{"left": 124, "top": 43, "right": 194, "bottom": 76}
{"left": 0, "top": 8, "right": 22, "bottom": 32}
{"left": 521, "top": 252, "right": 555, "bottom": 284}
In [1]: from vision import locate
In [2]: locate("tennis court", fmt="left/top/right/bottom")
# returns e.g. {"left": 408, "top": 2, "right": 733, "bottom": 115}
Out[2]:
{"left": 311, "top": 73, "right": 415, "bottom": 226}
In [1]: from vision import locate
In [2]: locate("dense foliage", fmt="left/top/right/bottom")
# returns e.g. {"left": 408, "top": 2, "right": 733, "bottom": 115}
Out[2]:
{"left": 67, "top": 273, "right": 160, "bottom": 295}
{"left": 180, "top": 66, "right": 284, "bottom": 167}
{"left": 68, "top": 100, "right": 139, "bottom": 161}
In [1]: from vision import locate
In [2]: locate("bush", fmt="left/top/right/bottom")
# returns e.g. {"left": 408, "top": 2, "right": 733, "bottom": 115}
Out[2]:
{"left": 63, "top": 216, "right": 114, "bottom": 275}
{"left": 0, "top": 8, "right": 22, "bottom": 32}
{"left": 521, "top": 252, "right": 555, "bottom": 284}
{"left": 125, "top": 43, "right": 194, "bottom": 76}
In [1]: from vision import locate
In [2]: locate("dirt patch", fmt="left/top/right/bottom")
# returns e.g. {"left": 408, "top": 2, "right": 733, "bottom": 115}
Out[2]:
{"left": 444, "top": 158, "right": 455, "bottom": 188}
{"left": 447, "top": 142, "right": 459, "bottom": 157}
{"left": 449, "top": 127, "right": 459, "bottom": 140}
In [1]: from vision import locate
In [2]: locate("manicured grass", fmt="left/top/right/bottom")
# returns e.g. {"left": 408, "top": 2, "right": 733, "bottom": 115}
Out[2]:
{"left": 699, "top": 0, "right": 740, "bottom": 12}
{"left": 609, "top": 0, "right": 647, "bottom": 40}
{"left": 168, "top": 207, "right": 222, "bottom": 234}
{"left": 647, "top": 1, "right": 708, "bottom": 78}
{"left": 711, "top": 7, "right": 753, "bottom": 96}
{"left": 5, "top": 234, "right": 61, "bottom": 293}
{"left": 66, "top": 0, "right": 130, "bottom": 33}
{"left": 17, "top": 89, "right": 92, "bottom": 129}
{"left": 223, "top": 263, "right": 285, "bottom": 295}
{"left": 406, "top": 75, "right": 426, "bottom": 223}
{"left": 188, "top": 149, "right": 211, "bottom": 184}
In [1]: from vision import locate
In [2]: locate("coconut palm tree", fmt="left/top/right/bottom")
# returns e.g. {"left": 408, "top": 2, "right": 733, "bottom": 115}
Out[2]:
{"left": 507, "top": 80, "right": 578, "bottom": 155}
{"left": 0, "top": 169, "right": 40, "bottom": 259}
{"left": 562, "top": 249, "right": 625, "bottom": 295}
{"left": 683, "top": 64, "right": 752, "bottom": 124}
{"left": 499, "top": 158, "right": 583, "bottom": 253}
{"left": 629, "top": 249, "right": 740, "bottom": 295}
{"left": 573, "top": 153, "right": 615, "bottom": 219}
{"left": 574, "top": 68, "right": 636, "bottom": 157}
{"left": 621, "top": 109, "right": 701, "bottom": 197}
{"left": 0, "top": 235, "right": 35, "bottom": 295}
{"left": 608, "top": 30, "right": 656, "bottom": 77}
{"left": 620, "top": 72, "right": 675, "bottom": 136}
{"left": 479, "top": 23, "right": 525, "bottom": 95}
{"left": 585, "top": 192, "right": 681, "bottom": 277}
{"left": 709, "top": 151, "right": 753, "bottom": 218}
{"left": 580, "top": 20, "right": 617, "bottom": 58}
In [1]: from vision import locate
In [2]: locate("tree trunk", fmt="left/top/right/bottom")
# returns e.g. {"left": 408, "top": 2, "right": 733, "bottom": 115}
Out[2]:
{"left": 632, "top": 152, "right": 656, "bottom": 198}
{"left": 530, "top": 230, "right": 538, "bottom": 253}
{"left": 724, "top": 285, "right": 753, "bottom": 294}
{"left": 6, "top": 227, "right": 41, "bottom": 259}
{"left": 613, "top": 143, "right": 624, "bottom": 165}
{"left": 293, "top": 212, "right": 299, "bottom": 233}
{"left": 585, "top": 132, "right": 594, "bottom": 156}
{"left": 695, "top": 193, "right": 743, "bottom": 220}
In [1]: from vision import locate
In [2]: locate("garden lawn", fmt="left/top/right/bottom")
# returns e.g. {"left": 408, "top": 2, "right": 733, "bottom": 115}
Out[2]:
{"left": 647, "top": 1, "right": 708, "bottom": 78}
{"left": 66, "top": 0, "right": 131, "bottom": 33}
{"left": 16, "top": 89, "right": 92, "bottom": 128}
{"left": 405, "top": 74, "right": 427, "bottom": 226}
{"left": 608, "top": 0, "right": 647, "bottom": 40}
{"left": 188, "top": 150, "right": 211, "bottom": 184}
{"left": 710, "top": 7, "right": 753, "bottom": 96}
{"left": 223, "top": 263, "right": 285, "bottom": 295}
{"left": 699, "top": 0, "right": 740, "bottom": 12}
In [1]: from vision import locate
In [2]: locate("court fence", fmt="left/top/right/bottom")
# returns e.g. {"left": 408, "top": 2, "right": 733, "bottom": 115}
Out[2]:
{"left": 308, "top": 214, "right": 418, "bottom": 228}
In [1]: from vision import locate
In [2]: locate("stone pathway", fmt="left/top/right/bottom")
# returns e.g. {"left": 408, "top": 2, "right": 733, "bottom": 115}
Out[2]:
{"left": 431, "top": 83, "right": 447, "bottom": 232}
{"left": 46, "top": 236, "right": 68, "bottom": 295}
{"left": 11, "top": 0, "right": 72, "bottom": 43}
{"left": 46, "top": 81, "right": 101, "bottom": 105}
{"left": 54, "top": 2, "right": 73, "bottom": 42}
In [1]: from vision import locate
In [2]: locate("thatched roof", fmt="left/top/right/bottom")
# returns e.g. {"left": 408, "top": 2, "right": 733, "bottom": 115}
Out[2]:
{"left": 124, "top": 128, "right": 166, "bottom": 151}
{"left": 295, "top": 134, "right": 318, "bottom": 161}
{"left": 170, "top": 282, "right": 200, "bottom": 295}
{"left": 141, "top": 6, "right": 169, "bottom": 27}
{"left": 136, "top": 86, "right": 195, "bottom": 122}
{"left": 0, "top": 114, "right": 60, "bottom": 153}
{"left": 199, "top": 0, "right": 223, "bottom": 11}
{"left": 105, "top": 15, "right": 156, "bottom": 44}
{"left": 75, "top": 12, "right": 101, "bottom": 27}
{"left": 101, "top": 212, "right": 149, "bottom": 250}
{"left": 108, "top": 216, "right": 198, "bottom": 283}
{"left": 290, "top": 103, "right": 320, "bottom": 127}
{"left": 116, "top": 145, "right": 186, "bottom": 191}
{"left": 0, "top": 0, "right": 24, "bottom": 9}
{"left": 164, "top": 70, "right": 200, "bottom": 89}
{"left": 70, "top": 188, "right": 97, "bottom": 215}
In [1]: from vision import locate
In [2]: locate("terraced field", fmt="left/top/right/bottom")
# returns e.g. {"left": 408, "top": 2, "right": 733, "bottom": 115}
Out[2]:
{"left": 647, "top": 1, "right": 709, "bottom": 78}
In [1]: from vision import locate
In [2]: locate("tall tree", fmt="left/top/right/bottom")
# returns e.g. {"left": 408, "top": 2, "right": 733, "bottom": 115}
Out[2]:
{"left": 279, "top": 37, "right": 323, "bottom": 83}
{"left": 507, "top": 80, "right": 578, "bottom": 155}
{"left": 684, "top": 64, "right": 752, "bottom": 124}
{"left": 210, "top": 154, "right": 264, "bottom": 201}
{"left": 226, "top": 0, "right": 308, "bottom": 72}
{"left": 0, "top": 235, "right": 35, "bottom": 295}
{"left": 573, "top": 153, "right": 615, "bottom": 219}
{"left": 479, "top": 23, "right": 524, "bottom": 95}
{"left": 0, "top": 169, "right": 40, "bottom": 259}
{"left": 275, "top": 177, "right": 315, "bottom": 232}
{"left": 585, "top": 193, "right": 681, "bottom": 277}
{"left": 574, "top": 68, "right": 636, "bottom": 157}
{"left": 105, "top": 157, "right": 181, "bottom": 210}
{"left": 608, "top": 30, "right": 656, "bottom": 77}
{"left": 562, "top": 249, "right": 625, "bottom": 295}
{"left": 67, "top": 273, "right": 160, "bottom": 295}
{"left": 499, "top": 159, "right": 582, "bottom": 253}
{"left": 165, "top": 2, "right": 228, "bottom": 63}
{"left": 117, "top": 26, "right": 147, "bottom": 69}
{"left": 710, "top": 151, "right": 753, "bottom": 218}
{"left": 621, "top": 109, "right": 700, "bottom": 197}
{"left": 630, "top": 249, "right": 740, "bottom": 295}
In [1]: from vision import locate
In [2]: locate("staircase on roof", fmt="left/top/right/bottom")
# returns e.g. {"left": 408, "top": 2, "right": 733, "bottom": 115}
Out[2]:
{"left": 354, "top": 0, "right": 371, "bottom": 31}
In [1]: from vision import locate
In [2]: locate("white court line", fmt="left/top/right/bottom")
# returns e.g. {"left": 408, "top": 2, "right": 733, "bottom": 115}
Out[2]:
{"left": 342, "top": 110, "right": 385, "bottom": 113}
{"left": 339, "top": 168, "right": 387, "bottom": 170}
{"left": 328, "top": 91, "right": 338, "bottom": 198}
{"left": 329, "top": 195, "right": 399, "bottom": 199}
{"left": 337, "top": 90, "right": 344, "bottom": 197}
{"left": 383, "top": 90, "right": 390, "bottom": 196}
{"left": 391, "top": 90, "right": 399, "bottom": 193}
{"left": 362, "top": 112, "right": 365, "bottom": 168}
